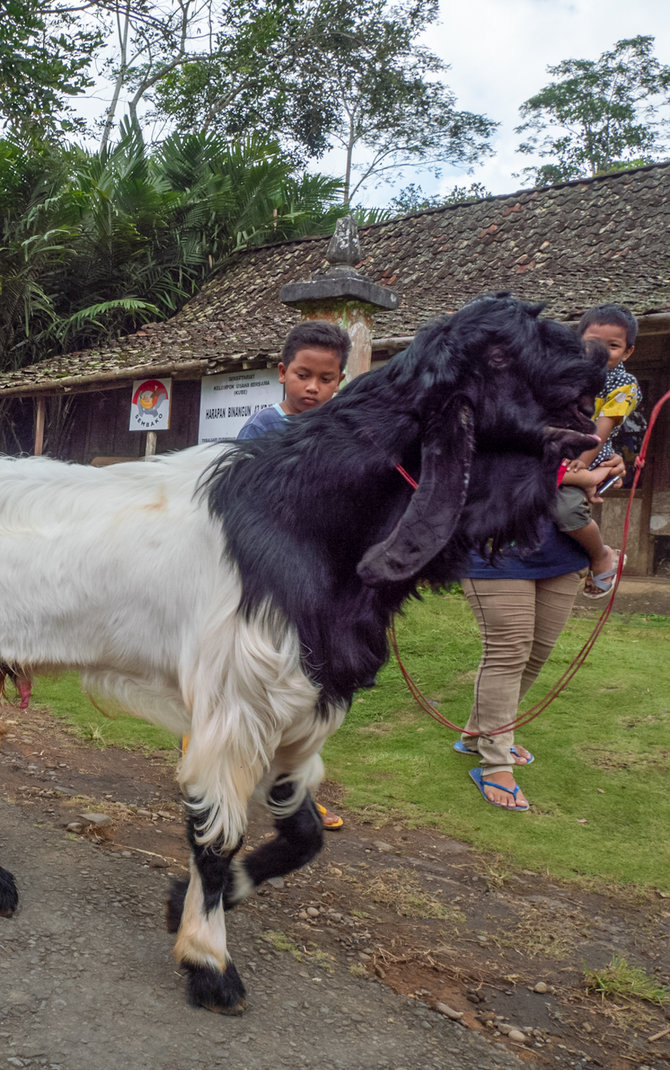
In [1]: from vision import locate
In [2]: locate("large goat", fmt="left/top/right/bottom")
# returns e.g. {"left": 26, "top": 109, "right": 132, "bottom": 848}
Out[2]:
{"left": 0, "top": 294, "right": 604, "bottom": 1013}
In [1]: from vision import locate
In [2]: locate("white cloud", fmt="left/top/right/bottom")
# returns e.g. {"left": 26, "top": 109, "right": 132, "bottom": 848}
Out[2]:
{"left": 425, "top": 0, "right": 670, "bottom": 197}
{"left": 339, "top": 0, "right": 670, "bottom": 205}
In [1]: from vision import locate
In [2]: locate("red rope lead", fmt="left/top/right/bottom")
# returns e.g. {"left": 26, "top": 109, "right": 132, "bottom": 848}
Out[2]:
{"left": 391, "top": 389, "right": 670, "bottom": 735}
{"left": 394, "top": 464, "right": 419, "bottom": 490}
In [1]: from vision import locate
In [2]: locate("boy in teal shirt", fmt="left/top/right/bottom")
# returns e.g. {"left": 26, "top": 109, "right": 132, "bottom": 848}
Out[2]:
{"left": 239, "top": 319, "right": 350, "bottom": 827}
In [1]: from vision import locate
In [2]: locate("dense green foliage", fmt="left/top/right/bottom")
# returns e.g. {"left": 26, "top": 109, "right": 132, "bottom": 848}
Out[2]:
{"left": 1, "top": 1, "right": 494, "bottom": 202}
{"left": 151, "top": 0, "right": 496, "bottom": 204}
{"left": 0, "top": 130, "right": 346, "bottom": 370}
{"left": 0, "top": 0, "right": 497, "bottom": 371}
{"left": 516, "top": 35, "right": 670, "bottom": 186}
{"left": 0, "top": 0, "right": 100, "bottom": 141}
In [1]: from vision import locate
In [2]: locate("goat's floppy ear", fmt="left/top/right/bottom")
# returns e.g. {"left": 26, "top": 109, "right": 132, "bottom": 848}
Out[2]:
{"left": 357, "top": 398, "right": 475, "bottom": 587}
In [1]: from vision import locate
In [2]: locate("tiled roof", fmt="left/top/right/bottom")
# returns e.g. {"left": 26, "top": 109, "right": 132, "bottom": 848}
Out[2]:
{"left": 2, "top": 161, "right": 670, "bottom": 395}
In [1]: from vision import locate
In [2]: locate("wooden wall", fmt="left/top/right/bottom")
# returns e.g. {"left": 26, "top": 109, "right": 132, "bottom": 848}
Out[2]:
{"left": 4, "top": 336, "right": 669, "bottom": 574}
{"left": 52, "top": 379, "right": 202, "bottom": 462}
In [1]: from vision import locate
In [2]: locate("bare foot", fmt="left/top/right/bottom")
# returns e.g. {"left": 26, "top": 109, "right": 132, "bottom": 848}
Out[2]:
{"left": 511, "top": 745, "right": 532, "bottom": 765}
{"left": 481, "top": 771, "right": 528, "bottom": 809}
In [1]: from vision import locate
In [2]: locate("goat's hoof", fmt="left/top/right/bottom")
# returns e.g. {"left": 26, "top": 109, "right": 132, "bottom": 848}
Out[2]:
{"left": 183, "top": 960, "right": 247, "bottom": 1015}
{"left": 0, "top": 867, "right": 18, "bottom": 917}
{"left": 165, "top": 878, "right": 188, "bottom": 933}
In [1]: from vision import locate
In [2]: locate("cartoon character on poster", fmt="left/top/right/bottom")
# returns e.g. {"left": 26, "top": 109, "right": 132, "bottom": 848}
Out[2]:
{"left": 129, "top": 378, "right": 172, "bottom": 430}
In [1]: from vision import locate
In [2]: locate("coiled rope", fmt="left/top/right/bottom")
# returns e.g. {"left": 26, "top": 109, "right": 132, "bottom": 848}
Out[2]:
{"left": 390, "top": 389, "right": 670, "bottom": 735}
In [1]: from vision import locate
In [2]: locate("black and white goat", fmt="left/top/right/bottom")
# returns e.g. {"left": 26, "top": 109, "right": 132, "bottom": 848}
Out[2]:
{"left": 0, "top": 294, "right": 604, "bottom": 1013}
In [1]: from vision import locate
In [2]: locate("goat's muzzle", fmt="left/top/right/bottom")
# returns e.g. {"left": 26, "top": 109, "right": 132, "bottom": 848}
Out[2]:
{"left": 544, "top": 426, "right": 600, "bottom": 460}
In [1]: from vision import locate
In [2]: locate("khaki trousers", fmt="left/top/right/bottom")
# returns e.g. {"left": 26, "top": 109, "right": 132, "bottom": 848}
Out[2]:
{"left": 460, "top": 572, "right": 581, "bottom": 774}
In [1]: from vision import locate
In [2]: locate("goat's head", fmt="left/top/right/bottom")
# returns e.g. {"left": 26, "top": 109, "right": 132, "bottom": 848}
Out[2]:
{"left": 357, "top": 293, "right": 606, "bottom": 587}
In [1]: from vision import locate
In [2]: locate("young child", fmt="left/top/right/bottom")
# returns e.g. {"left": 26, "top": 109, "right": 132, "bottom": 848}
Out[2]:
{"left": 554, "top": 304, "right": 641, "bottom": 598}
{"left": 238, "top": 319, "right": 351, "bottom": 829}
{"left": 238, "top": 320, "right": 349, "bottom": 440}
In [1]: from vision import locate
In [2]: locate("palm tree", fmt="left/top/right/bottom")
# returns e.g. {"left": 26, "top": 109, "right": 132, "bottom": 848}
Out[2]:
{"left": 0, "top": 130, "right": 346, "bottom": 371}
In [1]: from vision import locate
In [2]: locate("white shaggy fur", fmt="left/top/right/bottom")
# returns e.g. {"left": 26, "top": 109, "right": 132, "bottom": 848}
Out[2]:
{"left": 0, "top": 445, "right": 336, "bottom": 850}
{"left": 174, "top": 859, "right": 232, "bottom": 972}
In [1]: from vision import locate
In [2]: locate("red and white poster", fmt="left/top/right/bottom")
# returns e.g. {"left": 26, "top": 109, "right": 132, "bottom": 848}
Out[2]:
{"left": 129, "top": 378, "right": 172, "bottom": 431}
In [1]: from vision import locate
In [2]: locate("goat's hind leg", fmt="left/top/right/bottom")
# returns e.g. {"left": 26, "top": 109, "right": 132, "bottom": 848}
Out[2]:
{"left": 0, "top": 865, "right": 18, "bottom": 917}
{"left": 172, "top": 814, "right": 247, "bottom": 1015}
{"left": 227, "top": 778, "right": 323, "bottom": 907}
{"left": 225, "top": 727, "right": 337, "bottom": 903}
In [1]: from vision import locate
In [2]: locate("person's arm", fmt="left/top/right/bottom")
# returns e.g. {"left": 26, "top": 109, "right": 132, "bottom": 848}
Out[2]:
{"left": 560, "top": 465, "right": 602, "bottom": 490}
{"left": 562, "top": 453, "right": 626, "bottom": 502}
{"left": 575, "top": 413, "right": 618, "bottom": 468}
{"left": 578, "top": 378, "right": 641, "bottom": 467}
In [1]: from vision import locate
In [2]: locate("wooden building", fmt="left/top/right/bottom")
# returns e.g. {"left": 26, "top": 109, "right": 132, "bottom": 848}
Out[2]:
{"left": 1, "top": 162, "right": 669, "bottom": 574}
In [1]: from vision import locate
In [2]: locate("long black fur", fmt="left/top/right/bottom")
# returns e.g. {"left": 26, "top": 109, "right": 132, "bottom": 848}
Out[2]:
{"left": 205, "top": 294, "right": 605, "bottom": 708}
{"left": 0, "top": 867, "right": 18, "bottom": 917}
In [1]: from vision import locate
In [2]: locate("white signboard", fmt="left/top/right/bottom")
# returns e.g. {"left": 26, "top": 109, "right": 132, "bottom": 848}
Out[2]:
{"left": 198, "top": 368, "right": 282, "bottom": 443}
{"left": 129, "top": 378, "right": 172, "bottom": 431}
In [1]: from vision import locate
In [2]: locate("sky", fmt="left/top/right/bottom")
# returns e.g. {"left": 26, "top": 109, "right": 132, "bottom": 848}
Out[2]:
{"left": 343, "top": 0, "right": 670, "bottom": 204}
{"left": 74, "top": 0, "right": 670, "bottom": 205}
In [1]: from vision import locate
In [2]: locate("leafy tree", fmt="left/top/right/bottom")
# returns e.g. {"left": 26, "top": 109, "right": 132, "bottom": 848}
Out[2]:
{"left": 97, "top": 0, "right": 220, "bottom": 151}
{"left": 515, "top": 35, "right": 670, "bottom": 186}
{"left": 0, "top": 0, "right": 101, "bottom": 141}
{"left": 97, "top": 0, "right": 333, "bottom": 155}
{"left": 0, "top": 130, "right": 347, "bottom": 370}
{"left": 300, "top": 0, "right": 495, "bottom": 203}
{"left": 152, "top": 0, "right": 497, "bottom": 204}
{"left": 388, "top": 180, "right": 490, "bottom": 214}
{"left": 148, "top": 0, "right": 331, "bottom": 157}
{"left": 2, "top": 1, "right": 495, "bottom": 206}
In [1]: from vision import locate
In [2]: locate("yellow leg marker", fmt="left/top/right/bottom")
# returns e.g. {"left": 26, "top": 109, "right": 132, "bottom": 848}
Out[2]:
{"left": 181, "top": 735, "right": 189, "bottom": 756}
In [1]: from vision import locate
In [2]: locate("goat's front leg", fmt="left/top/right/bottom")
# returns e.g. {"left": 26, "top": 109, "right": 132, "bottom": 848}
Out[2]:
{"left": 0, "top": 866, "right": 18, "bottom": 917}
{"left": 226, "top": 779, "right": 324, "bottom": 906}
{"left": 171, "top": 814, "right": 247, "bottom": 1015}
{"left": 167, "top": 783, "right": 323, "bottom": 922}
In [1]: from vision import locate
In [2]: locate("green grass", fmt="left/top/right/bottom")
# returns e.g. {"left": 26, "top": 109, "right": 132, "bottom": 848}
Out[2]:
{"left": 20, "top": 591, "right": 670, "bottom": 891}
{"left": 29, "top": 673, "right": 179, "bottom": 753}
{"left": 321, "top": 591, "right": 670, "bottom": 891}
{"left": 584, "top": 955, "right": 670, "bottom": 1005}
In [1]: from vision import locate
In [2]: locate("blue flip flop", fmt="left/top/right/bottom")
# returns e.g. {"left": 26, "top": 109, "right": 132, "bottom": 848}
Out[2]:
{"left": 469, "top": 767, "right": 530, "bottom": 812}
{"left": 453, "top": 740, "right": 479, "bottom": 757}
{"left": 453, "top": 740, "right": 534, "bottom": 765}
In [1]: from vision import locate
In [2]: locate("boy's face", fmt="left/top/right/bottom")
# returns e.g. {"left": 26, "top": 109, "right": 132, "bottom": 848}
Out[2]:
{"left": 581, "top": 322, "right": 634, "bottom": 370}
{"left": 279, "top": 346, "right": 345, "bottom": 415}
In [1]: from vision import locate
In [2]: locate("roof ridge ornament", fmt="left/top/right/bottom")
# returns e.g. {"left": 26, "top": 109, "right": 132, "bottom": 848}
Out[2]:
{"left": 280, "top": 216, "right": 398, "bottom": 312}
{"left": 325, "top": 215, "right": 362, "bottom": 276}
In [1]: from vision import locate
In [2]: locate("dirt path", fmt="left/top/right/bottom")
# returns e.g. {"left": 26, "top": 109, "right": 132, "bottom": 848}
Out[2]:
{"left": 1, "top": 702, "right": 669, "bottom": 1070}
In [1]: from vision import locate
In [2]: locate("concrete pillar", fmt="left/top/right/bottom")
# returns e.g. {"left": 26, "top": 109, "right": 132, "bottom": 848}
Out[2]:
{"left": 280, "top": 216, "right": 399, "bottom": 381}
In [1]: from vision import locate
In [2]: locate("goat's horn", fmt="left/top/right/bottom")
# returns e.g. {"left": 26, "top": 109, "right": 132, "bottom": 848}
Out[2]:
{"left": 357, "top": 399, "right": 475, "bottom": 587}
